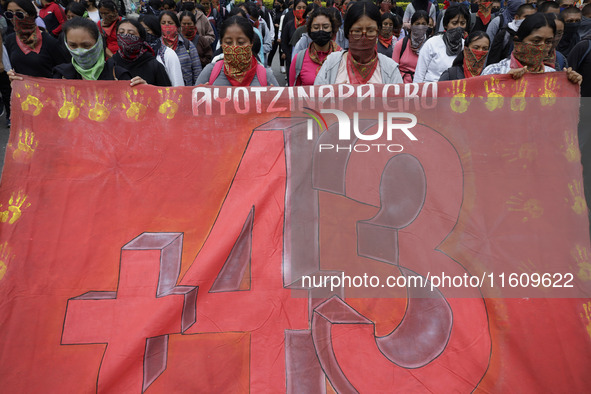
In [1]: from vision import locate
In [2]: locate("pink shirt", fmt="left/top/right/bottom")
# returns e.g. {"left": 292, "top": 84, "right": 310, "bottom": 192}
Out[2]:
{"left": 392, "top": 38, "right": 419, "bottom": 84}
{"left": 289, "top": 48, "right": 329, "bottom": 86}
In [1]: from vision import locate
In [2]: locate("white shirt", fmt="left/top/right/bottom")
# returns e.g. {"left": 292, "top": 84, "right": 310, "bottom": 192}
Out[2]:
{"left": 414, "top": 35, "right": 463, "bottom": 83}
{"left": 156, "top": 47, "right": 184, "bottom": 87}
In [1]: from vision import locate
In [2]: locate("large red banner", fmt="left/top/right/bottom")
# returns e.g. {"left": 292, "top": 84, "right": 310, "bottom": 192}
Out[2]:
{"left": 0, "top": 75, "right": 590, "bottom": 393}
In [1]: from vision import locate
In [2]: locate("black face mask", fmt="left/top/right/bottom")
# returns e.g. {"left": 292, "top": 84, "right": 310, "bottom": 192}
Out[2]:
{"left": 146, "top": 33, "right": 160, "bottom": 49}
{"left": 470, "top": 3, "right": 478, "bottom": 12}
{"left": 426, "top": 27, "right": 433, "bottom": 37}
{"left": 310, "top": 30, "right": 332, "bottom": 47}
{"left": 492, "top": 7, "right": 500, "bottom": 13}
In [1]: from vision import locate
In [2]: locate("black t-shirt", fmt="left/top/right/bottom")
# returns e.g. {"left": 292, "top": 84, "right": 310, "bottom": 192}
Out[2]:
{"left": 5, "top": 31, "right": 69, "bottom": 78}
{"left": 111, "top": 51, "right": 171, "bottom": 86}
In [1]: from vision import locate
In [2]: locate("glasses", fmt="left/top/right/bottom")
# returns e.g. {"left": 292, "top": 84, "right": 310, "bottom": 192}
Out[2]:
{"left": 349, "top": 28, "right": 378, "bottom": 40}
{"left": 5, "top": 11, "right": 26, "bottom": 20}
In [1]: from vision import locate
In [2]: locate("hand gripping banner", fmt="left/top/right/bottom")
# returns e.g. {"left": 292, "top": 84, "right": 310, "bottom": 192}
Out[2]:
{"left": 0, "top": 75, "right": 590, "bottom": 393}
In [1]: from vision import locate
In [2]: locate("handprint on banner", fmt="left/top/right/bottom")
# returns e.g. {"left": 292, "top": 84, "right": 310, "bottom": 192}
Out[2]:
{"left": 122, "top": 89, "right": 151, "bottom": 121}
{"left": 502, "top": 142, "right": 538, "bottom": 169}
{"left": 58, "top": 86, "right": 84, "bottom": 121}
{"left": 484, "top": 77, "right": 505, "bottom": 111}
{"left": 0, "top": 242, "right": 13, "bottom": 281}
{"left": 563, "top": 130, "right": 581, "bottom": 163}
{"left": 448, "top": 80, "right": 473, "bottom": 113}
{"left": 87, "top": 89, "right": 113, "bottom": 122}
{"left": 511, "top": 78, "right": 528, "bottom": 111}
{"left": 506, "top": 193, "right": 543, "bottom": 222}
{"left": 539, "top": 75, "right": 558, "bottom": 106}
{"left": 567, "top": 179, "right": 587, "bottom": 216}
{"left": 581, "top": 301, "right": 591, "bottom": 340}
{"left": 15, "top": 82, "right": 48, "bottom": 116}
{"left": 158, "top": 88, "right": 182, "bottom": 120}
{"left": 9, "top": 129, "right": 38, "bottom": 163}
{"left": 0, "top": 191, "right": 31, "bottom": 225}
{"left": 572, "top": 244, "right": 591, "bottom": 281}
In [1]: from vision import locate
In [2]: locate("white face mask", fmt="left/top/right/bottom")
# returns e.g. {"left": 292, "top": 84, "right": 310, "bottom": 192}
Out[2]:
{"left": 509, "top": 18, "right": 525, "bottom": 32}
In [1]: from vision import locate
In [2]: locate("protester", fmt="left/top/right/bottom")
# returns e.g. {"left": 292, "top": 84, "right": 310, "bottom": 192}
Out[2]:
{"left": 179, "top": 11, "right": 213, "bottom": 67}
{"left": 98, "top": 0, "right": 122, "bottom": 57}
{"left": 557, "top": 5, "right": 581, "bottom": 55}
{"left": 37, "top": 0, "right": 67, "bottom": 38}
{"left": 482, "top": 12, "right": 581, "bottom": 84}
{"left": 487, "top": 3, "right": 536, "bottom": 66}
{"left": 84, "top": 0, "right": 100, "bottom": 23}
{"left": 5, "top": 0, "right": 69, "bottom": 81}
{"left": 66, "top": 2, "right": 88, "bottom": 20}
{"left": 159, "top": 10, "right": 202, "bottom": 85}
{"left": 377, "top": 13, "right": 401, "bottom": 57}
{"left": 281, "top": 0, "right": 308, "bottom": 84}
{"left": 111, "top": 18, "right": 171, "bottom": 86}
{"left": 315, "top": 1, "right": 403, "bottom": 84}
{"left": 487, "top": 0, "right": 525, "bottom": 45}
{"left": 52, "top": 17, "right": 145, "bottom": 85}
{"left": 403, "top": 0, "right": 436, "bottom": 30}
{"left": 290, "top": 7, "right": 340, "bottom": 85}
{"left": 196, "top": 15, "right": 279, "bottom": 86}
{"left": 439, "top": 30, "right": 490, "bottom": 80}
{"left": 139, "top": 13, "right": 184, "bottom": 86}
{"left": 392, "top": 9, "right": 429, "bottom": 82}
{"left": 472, "top": 0, "right": 495, "bottom": 32}
{"left": 543, "top": 12, "right": 568, "bottom": 70}
{"left": 414, "top": 4, "right": 469, "bottom": 82}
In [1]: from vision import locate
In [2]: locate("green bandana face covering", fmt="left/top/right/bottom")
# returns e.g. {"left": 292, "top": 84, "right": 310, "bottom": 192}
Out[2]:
{"left": 66, "top": 35, "right": 106, "bottom": 80}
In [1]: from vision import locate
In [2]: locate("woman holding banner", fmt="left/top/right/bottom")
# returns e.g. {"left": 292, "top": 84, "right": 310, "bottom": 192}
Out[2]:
{"left": 195, "top": 16, "right": 279, "bottom": 86}
{"left": 314, "top": 1, "right": 403, "bottom": 85}
{"left": 439, "top": 30, "right": 490, "bottom": 81}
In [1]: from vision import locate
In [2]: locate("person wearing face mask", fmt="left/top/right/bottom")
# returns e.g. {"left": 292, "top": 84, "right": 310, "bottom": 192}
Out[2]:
{"left": 473, "top": 0, "right": 495, "bottom": 32}
{"left": 180, "top": 11, "right": 213, "bottom": 67}
{"left": 415, "top": 5, "right": 469, "bottom": 82}
{"left": 52, "top": 17, "right": 146, "bottom": 86}
{"left": 543, "top": 12, "right": 568, "bottom": 70}
{"left": 439, "top": 30, "right": 490, "bottom": 79}
{"left": 111, "top": 19, "right": 171, "bottom": 86}
{"left": 314, "top": 1, "right": 403, "bottom": 84}
{"left": 139, "top": 13, "right": 184, "bottom": 86}
{"left": 393, "top": 10, "right": 429, "bottom": 82}
{"left": 97, "top": 0, "right": 121, "bottom": 58}
{"left": 557, "top": 6, "right": 581, "bottom": 55}
{"left": 487, "top": 0, "right": 525, "bottom": 46}
{"left": 482, "top": 12, "right": 581, "bottom": 83}
{"left": 267, "top": 0, "right": 285, "bottom": 68}
{"left": 403, "top": 0, "right": 436, "bottom": 30}
{"left": 578, "top": 4, "right": 591, "bottom": 40}
{"left": 5, "top": 0, "right": 69, "bottom": 82}
{"left": 290, "top": 7, "right": 340, "bottom": 85}
{"left": 491, "top": 0, "right": 501, "bottom": 16}
{"left": 487, "top": 3, "right": 535, "bottom": 65}
{"left": 196, "top": 16, "right": 279, "bottom": 85}
{"left": 281, "top": 0, "right": 308, "bottom": 84}
{"left": 377, "top": 13, "right": 401, "bottom": 57}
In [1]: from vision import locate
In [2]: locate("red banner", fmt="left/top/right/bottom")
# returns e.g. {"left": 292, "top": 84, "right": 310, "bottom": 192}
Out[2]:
{"left": 0, "top": 75, "right": 590, "bottom": 392}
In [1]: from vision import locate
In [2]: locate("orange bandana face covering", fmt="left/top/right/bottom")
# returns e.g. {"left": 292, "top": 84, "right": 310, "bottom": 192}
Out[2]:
{"left": 511, "top": 41, "right": 547, "bottom": 73}
{"left": 346, "top": 50, "right": 379, "bottom": 84}
{"left": 478, "top": 2, "right": 493, "bottom": 25}
{"left": 222, "top": 43, "right": 258, "bottom": 86}
{"left": 463, "top": 47, "right": 488, "bottom": 78}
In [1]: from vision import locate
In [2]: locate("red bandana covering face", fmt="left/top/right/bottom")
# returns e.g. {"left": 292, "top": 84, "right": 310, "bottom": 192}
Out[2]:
{"left": 117, "top": 33, "right": 153, "bottom": 61}
{"left": 15, "top": 16, "right": 42, "bottom": 54}
{"left": 182, "top": 25, "right": 197, "bottom": 41}
{"left": 478, "top": 2, "right": 493, "bottom": 25}
{"left": 378, "top": 34, "right": 393, "bottom": 48}
{"left": 511, "top": 41, "right": 546, "bottom": 73}
{"left": 463, "top": 47, "right": 488, "bottom": 78}
{"left": 222, "top": 43, "right": 258, "bottom": 86}
{"left": 161, "top": 24, "right": 179, "bottom": 50}
{"left": 294, "top": 9, "right": 305, "bottom": 28}
{"left": 346, "top": 50, "right": 379, "bottom": 84}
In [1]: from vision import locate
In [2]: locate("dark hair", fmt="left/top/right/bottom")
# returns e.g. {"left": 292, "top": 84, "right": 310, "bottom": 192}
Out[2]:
{"left": 560, "top": 5, "right": 582, "bottom": 16}
{"left": 162, "top": 0, "right": 176, "bottom": 9}
{"left": 219, "top": 15, "right": 255, "bottom": 43}
{"left": 343, "top": 1, "right": 381, "bottom": 39}
{"left": 294, "top": 0, "right": 308, "bottom": 8}
{"left": 583, "top": 3, "right": 591, "bottom": 17}
{"left": 381, "top": 12, "right": 402, "bottom": 28}
{"left": 306, "top": 7, "right": 340, "bottom": 35}
{"left": 451, "top": 30, "right": 490, "bottom": 67}
{"left": 515, "top": 3, "right": 536, "bottom": 17}
{"left": 119, "top": 18, "right": 147, "bottom": 40}
{"left": 183, "top": 1, "right": 196, "bottom": 11}
{"left": 411, "top": 9, "right": 429, "bottom": 24}
{"left": 6, "top": 0, "right": 37, "bottom": 17}
{"left": 245, "top": 2, "right": 261, "bottom": 19}
{"left": 66, "top": 1, "right": 87, "bottom": 16}
{"left": 538, "top": 1, "right": 560, "bottom": 13}
{"left": 179, "top": 10, "right": 197, "bottom": 25}
{"left": 544, "top": 11, "right": 564, "bottom": 27}
{"left": 139, "top": 14, "right": 161, "bottom": 36}
{"left": 159, "top": 10, "right": 180, "bottom": 27}
{"left": 514, "top": 12, "right": 556, "bottom": 41}
{"left": 64, "top": 16, "right": 99, "bottom": 41}
{"left": 443, "top": 4, "right": 470, "bottom": 31}
{"left": 229, "top": 6, "right": 248, "bottom": 18}
{"left": 98, "top": 0, "right": 118, "bottom": 12}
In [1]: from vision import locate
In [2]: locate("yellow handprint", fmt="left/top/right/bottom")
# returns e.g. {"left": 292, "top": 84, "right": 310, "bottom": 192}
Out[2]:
{"left": 581, "top": 301, "right": 591, "bottom": 339}
{"left": 506, "top": 193, "right": 543, "bottom": 222}
{"left": 158, "top": 88, "right": 183, "bottom": 120}
{"left": 563, "top": 130, "right": 581, "bottom": 163}
{"left": 0, "top": 241, "right": 13, "bottom": 281}
{"left": 11, "top": 129, "right": 38, "bottom": 163}
{"left": 447, "top": 80, "right": 472, "bottom": 113}
{"left": 58, "top": 86, "right": 83, "bottom": 121}
{"left": 567, "top": 179, "right": 587, "bottom": 215}
{"left": 121, "top": 89, "right": 151, "bottom": 121}
{"left": 572, "top": 244, "right": 591, "bottom": 281}
{"left": 502, "top": 142, "right": 538, "bottom": 169}
{"left": 539, "top": 75, "right": 558, "bottom": 107}
{"left": 87, "top": 89, "right": 113, "bottom": 122}
{"left": 484, "top": 77, "right": 505, "bottom": 111}
{"left": 0, "top": 190, "right": 31, "bottom": 225}
{"left": 510, "top": 78, "right": 528, "bottom": 112}
{"left": 15, "top": 83, "right": 47, "bottom": 116}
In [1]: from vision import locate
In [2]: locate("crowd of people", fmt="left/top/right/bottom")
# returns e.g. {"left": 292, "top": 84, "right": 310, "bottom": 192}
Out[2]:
{"left": 0, "top": 0, "right": 589, "bottom": 120}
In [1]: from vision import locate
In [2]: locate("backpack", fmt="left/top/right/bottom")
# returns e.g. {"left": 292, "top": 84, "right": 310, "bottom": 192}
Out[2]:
{"left": 576, "top": 40, "right": 591, "bottom": 70}
{"left": 398, "top": 37, "right": 415, "bottom": 80}
{"left": 487, "top": 26, "right": 514, "bottom": 66}
{"left": 208, "top": 60, "right": 268, "bottom": 85}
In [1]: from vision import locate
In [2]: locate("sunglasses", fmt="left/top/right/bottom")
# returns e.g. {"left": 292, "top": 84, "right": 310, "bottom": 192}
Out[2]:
{"left": 5, "top": 11, "right": 27, "bottom": 20}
